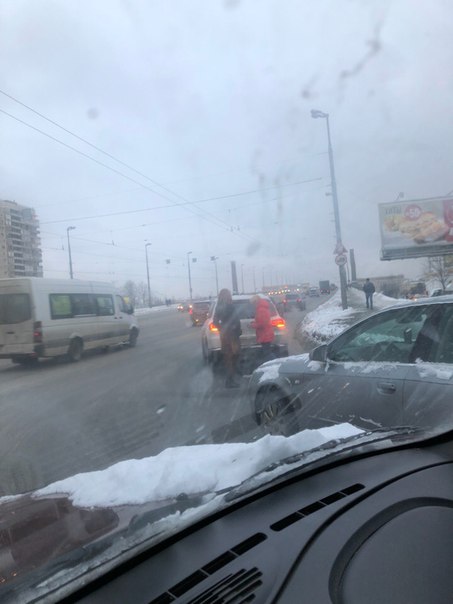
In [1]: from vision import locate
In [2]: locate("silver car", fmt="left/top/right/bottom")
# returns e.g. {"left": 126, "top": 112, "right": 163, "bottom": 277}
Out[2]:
{"left": 248, "top": 297, "right": 453, "bottom": 435}
{"left": 201, "top": 294, "right": 289, "bottom": 370}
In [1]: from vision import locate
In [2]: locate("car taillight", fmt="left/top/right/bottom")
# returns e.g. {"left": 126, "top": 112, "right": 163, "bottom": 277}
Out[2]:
{"left": 209, "top": 322, "right": 219, "bottom": 332}
{"left": 189, "top": 308, "right": 193, "bottom": 314}
{"left": 33, "top": 321, "right": 43, "bottom": 343}
{"left": 271, "top": 318, "right": 286, "bottom": 329}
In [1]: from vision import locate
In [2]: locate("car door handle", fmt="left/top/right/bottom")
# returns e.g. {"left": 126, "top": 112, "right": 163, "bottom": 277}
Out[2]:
{"left": 377, "top": 381, "right": 397, "bottom": 394}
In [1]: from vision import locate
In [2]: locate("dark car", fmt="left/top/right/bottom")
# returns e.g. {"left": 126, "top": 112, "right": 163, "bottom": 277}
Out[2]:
{"left": 431, "top": 288, "right": 453, "bottom": 297}
{"left": 248, "top": 297, "right": 453, "bottom": 435}
{"left": 189, "top": 300, "right": 211, "bottom": 326}
{"left": 283, "top": 292, "right": 306, "bottom": 311}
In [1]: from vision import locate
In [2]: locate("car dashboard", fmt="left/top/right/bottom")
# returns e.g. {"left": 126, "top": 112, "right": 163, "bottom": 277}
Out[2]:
{"left": 63, "top": 433, "right": 453, "bottom": 604}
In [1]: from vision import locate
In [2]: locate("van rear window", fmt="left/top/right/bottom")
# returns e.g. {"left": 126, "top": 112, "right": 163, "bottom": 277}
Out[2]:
{"left": 232, "top": 299, "right": 277, "bottom": 319}
{"left": 0, "top": 294, "right": 31, "bottom": 324}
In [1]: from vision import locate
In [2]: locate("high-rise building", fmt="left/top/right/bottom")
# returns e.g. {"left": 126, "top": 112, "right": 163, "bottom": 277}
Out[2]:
{"left": 0, "top": 200, "right": 43, "bottom": 278}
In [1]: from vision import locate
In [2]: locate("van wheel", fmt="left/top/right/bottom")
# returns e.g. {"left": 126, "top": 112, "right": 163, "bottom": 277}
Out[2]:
{"left": 68, "top": 339, "right": 83, "bottom": 362}
{"left": 129, "top": 329, "right": 138, "bottom": 348}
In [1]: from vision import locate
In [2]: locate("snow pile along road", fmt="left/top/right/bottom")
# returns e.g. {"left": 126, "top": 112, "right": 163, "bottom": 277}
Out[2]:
{"left": 135, "top": 305, "right": 177, "bottom": 316}
{"left": 300, "top": 288, "right": 405, "bottom": 344}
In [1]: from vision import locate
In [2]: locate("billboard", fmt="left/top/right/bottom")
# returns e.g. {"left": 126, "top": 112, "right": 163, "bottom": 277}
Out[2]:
{"left": 379, "top": 197, "right": 453, "bottom": 260}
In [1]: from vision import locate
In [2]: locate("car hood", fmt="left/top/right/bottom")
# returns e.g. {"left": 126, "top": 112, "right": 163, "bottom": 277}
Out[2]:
{"left": 250, "top": 353, "right": 317, "bottom": 383}
{"left": 0, "top": 490, "right": 207, "bottom": 600}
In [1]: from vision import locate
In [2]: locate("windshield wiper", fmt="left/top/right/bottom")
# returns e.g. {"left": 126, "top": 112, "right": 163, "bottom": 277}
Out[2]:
{"left": 225, "top": 426, "right": 425, "bottom": 502}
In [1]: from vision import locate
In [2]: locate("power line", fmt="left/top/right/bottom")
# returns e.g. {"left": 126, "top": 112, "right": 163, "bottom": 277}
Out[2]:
{"left": 0, "top": 90, "right": 321, "bottom": 241}
{"left": 0, "top": 91, "right": 256, "bottom": 239}
{"left": 39, "top": 176, "right": 322, "bottom": 224}
{"left": 0, "top": 106, "right": 249, "bottom": 238}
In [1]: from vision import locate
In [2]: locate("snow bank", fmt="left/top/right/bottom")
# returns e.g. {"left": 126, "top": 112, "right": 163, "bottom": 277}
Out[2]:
{"left": 300, "top": 290, "right": 361, "bottom": 343}
{"left": 33, "top": 424, "right": 362, "bottom": 508}
{"left": 135, "top": 305, "right": 177, "bottom": 316}
{"left": 300, "top": 288, "right": 406, "bottom": 344}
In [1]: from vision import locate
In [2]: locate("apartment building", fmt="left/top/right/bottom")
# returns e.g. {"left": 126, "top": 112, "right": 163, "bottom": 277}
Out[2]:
{"left": 0, "top": 200, "right": 43, "bottom": 278}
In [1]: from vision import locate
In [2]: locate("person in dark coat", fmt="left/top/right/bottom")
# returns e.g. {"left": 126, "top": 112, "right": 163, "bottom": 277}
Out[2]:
{"left": 213, "top": 288, "right": 241, "bottom": 388}
{"left": 363, "top": 278, "right": 376, "bottom": 309}
{"left": 251, "top": 295, "right": 275, "bottom": 362}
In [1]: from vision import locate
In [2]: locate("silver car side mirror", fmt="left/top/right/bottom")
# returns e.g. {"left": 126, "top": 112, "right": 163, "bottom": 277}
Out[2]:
{"left": 309, "top": 344, "right": 328, "bottom": 362}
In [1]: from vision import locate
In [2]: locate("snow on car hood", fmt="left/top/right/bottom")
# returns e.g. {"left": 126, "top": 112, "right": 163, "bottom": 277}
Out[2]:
{"left": 33, "top": 423, "right": 363, "bottom": 509}
{"left": 256, "top": 353, "right": 312, "bottom": 383}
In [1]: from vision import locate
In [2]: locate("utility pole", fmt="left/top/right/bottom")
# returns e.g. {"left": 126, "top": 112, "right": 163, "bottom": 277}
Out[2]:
{"left": 187, "top": 251, "right": 193, "bottom": 301}
{"left": 67, "top": 226, "right": 76, "bottom": 279}
{"left": 145, "top": 242, "right": 152, "bottom": 307}
{"left": 211, "top": 256, "right": 219, "bottom": 295}
{"left": 311, "top": 109, "right": 348, "bottom": 309}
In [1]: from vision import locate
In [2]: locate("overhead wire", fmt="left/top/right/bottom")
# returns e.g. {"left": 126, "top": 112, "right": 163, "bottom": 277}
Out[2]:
{"left": 0, "top": 90, "right": 323, "bottom": 241}
{"left": 0, "top": 92, "right": 254, "bottom": 239}
{"left": 0, "top": 106, "right": 251, "bottom": 239}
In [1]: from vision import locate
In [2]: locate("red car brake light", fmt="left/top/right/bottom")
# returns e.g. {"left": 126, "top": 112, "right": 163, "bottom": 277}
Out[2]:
{"left": 33, "top": 321, "right": 43, "bottom": 343}
{"left": 209, "top": 322, "right": 219, "bottom": 332}
{"left": 271, "top": 317, "right": 286, "bottom": 329}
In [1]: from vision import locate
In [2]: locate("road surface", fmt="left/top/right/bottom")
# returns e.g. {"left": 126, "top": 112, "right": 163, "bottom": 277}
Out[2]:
{"left": 0, "top": 296, "right": 326, "bottom": 495}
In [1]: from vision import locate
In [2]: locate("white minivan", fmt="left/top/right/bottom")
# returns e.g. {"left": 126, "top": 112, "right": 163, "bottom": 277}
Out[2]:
{"left": 0, "top": 278, "right": 139, "bottom": 365}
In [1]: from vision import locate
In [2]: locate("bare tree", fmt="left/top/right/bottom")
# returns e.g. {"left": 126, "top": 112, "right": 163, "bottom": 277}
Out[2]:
{"left": 424, "top": 255, "right": 453, "bottom": 290}
{"left": 135, "top": 281, "right": 148, "bottom": 307}
{"left": 122, "top": 280, "right": 138, "bottom": 307}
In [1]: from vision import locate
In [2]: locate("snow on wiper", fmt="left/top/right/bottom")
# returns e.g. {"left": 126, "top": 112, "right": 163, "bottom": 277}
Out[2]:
{"left": 225, "top": 426, "right": 424, "bottom": 502}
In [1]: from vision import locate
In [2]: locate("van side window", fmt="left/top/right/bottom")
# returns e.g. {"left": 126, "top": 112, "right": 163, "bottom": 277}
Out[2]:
{"left": 50, "top": 294, "right": 72, "bottom": 319}
{"left": 95, "top": 295, "right": 115, "bottom": 316}
{"left": 71, "top": 294, "right": 95, "bottom": 316}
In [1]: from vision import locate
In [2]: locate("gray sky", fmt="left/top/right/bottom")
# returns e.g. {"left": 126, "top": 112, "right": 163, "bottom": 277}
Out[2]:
{"left": 2, "top": 0, "right": 453, "bottom": 299}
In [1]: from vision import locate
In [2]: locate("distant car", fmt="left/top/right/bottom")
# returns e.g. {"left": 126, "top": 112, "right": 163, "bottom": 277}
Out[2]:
{"left": 283, "top": 292, "right": 306, "bottom": 311}
{"left": 431, "top": 288, "right": 453, "bottom": 297}
{"left": 189, "top": 300, "right": 211, "bottom": 326}
{"left": 319, "top": 281, "right": 331, "bottom": 294}
{"left": 177, "top": 302, "right": 190, "bottom": 312}
{"left": 201, "top": 294, "right": 288, "bottom": 370}
{"left": 308, "top": 286, "right": 320, "bottom": 297}
{"left": 248, "top": 297, "right": 453, "bottom": 435}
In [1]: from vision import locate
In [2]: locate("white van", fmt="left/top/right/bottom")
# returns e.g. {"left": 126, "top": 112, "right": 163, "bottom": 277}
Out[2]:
{"left": 0, "top": 278, "right": 139, "bottom": 364}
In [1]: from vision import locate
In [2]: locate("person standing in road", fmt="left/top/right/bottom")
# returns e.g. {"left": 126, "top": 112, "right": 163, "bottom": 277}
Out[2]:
{"left": 363, "top": 278, "right": 376, "bottom": 310}
{"left": 251, "top": 295, "right": 275, "bottom": 362}
{"left": 213, "top": 288, "right": 242, "bottom": 388}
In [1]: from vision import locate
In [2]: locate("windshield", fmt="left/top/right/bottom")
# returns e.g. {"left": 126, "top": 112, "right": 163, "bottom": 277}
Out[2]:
{"left": 1, "top": 1, "right": 453, "bottom": 600}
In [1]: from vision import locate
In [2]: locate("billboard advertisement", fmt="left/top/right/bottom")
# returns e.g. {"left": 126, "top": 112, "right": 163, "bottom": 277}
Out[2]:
{"left": 379, "top": 197, "right": 453, "bottom": 260}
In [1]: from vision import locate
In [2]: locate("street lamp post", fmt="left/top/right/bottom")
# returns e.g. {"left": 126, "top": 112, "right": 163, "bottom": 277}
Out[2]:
{"left": 187, "top": 251, "right": 193, "bottom": 301}
{"left": 145, "top": 242, "right": 152, "bottom": 307}
{"left": 241, "top": 264, "right": 245, "bottom": 294}
{"left": 311, "top": 109, "right": 348, "bottom": 309}
{"left": 210, "top": 256, "right": 219, "bottom": 295}
{"left": 252, "top": 266, "right": 256, "bottom": 292}
{"left": 66, "top": 226, "right": 76, "bottom": 279}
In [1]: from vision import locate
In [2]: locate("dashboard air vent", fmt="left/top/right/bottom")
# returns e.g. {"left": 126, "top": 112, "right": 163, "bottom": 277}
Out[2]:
{"left": 149, "top": 533, "right": 266, "bottom": 604}
{"left": 270, "top": 483, "right": 364, "bottom": 532}
{"left": 188, "top": 567, "right": 263, "bottom": 604}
